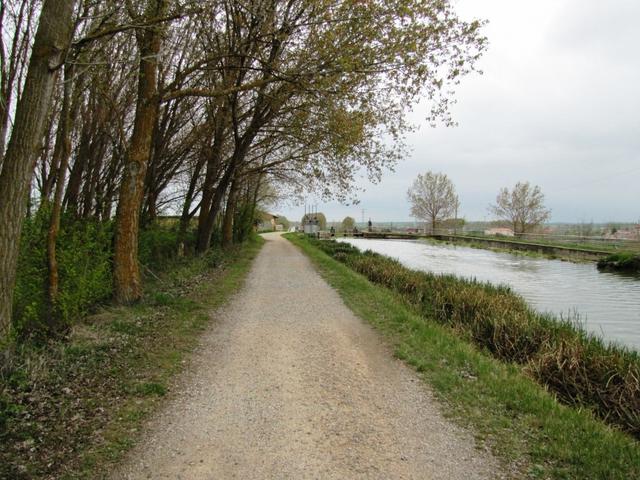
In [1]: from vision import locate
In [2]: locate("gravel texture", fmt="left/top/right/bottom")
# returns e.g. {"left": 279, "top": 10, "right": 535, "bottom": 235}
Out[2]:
{"left": 112, "top": 233, "right": 501, "bottom": 479}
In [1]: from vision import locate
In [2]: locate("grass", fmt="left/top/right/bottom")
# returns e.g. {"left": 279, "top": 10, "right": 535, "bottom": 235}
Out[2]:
{"left": 285, "top": 233, "right": 640, "bottom": 479}
{"left": 311, "top": 237, "right": 640, "bottom": 435}
{"left": 597, "top": 253, "right": 640, "bottom": 272}
{"left": 0, "top": 235, "right": 264, "bottom": 479}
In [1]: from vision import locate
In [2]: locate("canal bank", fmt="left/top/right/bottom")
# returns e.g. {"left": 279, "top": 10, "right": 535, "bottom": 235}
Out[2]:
{"left": 286, "top": 234, "right": 640, "bottom": 480}
{"left": 355, "top": 231, "right": 611, "bottom": 262}
{"left": 341, "top": 237, "right": 640, "bottom": 350}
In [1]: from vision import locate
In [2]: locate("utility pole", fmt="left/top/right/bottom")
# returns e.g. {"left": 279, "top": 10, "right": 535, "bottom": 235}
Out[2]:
{"left": 454, "top": 201, "right": 459, "bottom": 235}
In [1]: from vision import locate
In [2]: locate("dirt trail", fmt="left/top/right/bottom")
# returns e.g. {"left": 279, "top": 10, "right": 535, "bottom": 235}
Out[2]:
{"left": 112, "top": 233, "right": 501, "bottom": 479}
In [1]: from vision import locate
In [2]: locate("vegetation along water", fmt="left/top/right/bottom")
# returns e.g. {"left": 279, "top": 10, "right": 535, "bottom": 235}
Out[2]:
{"left": 341, "top": 237, "right": 640, "bottom": 351}
{"left": 299, "top": 236, "right": 640, "bottom": 441}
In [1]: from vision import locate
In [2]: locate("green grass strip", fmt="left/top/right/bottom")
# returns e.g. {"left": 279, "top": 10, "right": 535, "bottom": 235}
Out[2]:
{"left": 285, "top": 233, "right": 640, "bottom": 480}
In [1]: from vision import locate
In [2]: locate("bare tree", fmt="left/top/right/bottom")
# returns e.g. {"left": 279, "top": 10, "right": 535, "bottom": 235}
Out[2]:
{"left": 407, "top": 171, "right": 459, "bottom": 234}
{"left": 489, "top": 181, "right": 551, "bottom": 234}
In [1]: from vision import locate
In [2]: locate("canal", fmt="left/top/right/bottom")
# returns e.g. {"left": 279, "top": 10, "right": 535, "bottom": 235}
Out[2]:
{"left": 340, "top": 238, "right": 640, "bottom": 351}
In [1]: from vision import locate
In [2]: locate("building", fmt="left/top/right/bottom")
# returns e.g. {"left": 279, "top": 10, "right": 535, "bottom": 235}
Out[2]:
{"left": 484, "top": 227, "right": 515, "bottom": 237}
{"left": 257, "top": 213, "right": 279, "bottom": 231}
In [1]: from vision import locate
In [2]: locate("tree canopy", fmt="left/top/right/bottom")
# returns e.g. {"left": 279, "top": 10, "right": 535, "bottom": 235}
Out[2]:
{"left": 341, "top": 216, "right": 356, "bottom": 231}
{"left": 489, "top": 181, "right": 551, "bottom": 234}
{"left": 407, "top": 171, "right": 459, "bottom": 233}
{"left": 0, "top": 0, "right": 486, "bottom": 337}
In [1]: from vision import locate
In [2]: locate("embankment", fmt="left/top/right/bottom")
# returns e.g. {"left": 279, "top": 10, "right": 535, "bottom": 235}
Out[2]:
{"left": 357, "top": 232, "right": 610, "bottom": 262}
{"left": 433, "top": 234, "right": 610, "bottom": 261}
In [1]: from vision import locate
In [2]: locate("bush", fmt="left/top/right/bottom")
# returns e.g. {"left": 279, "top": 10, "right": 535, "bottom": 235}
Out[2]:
{"left": 13, "top": 215, "right": 186, "bottom": 340}
{"left": 597, "top": 253, "right": 640, "bottom": 272}
{"left": 139, "top": 224, "right": 179, "bottom": 269}
{"left": 13, "top": 213, "right": 113, "bottom": 339}
{"left": 308, "top": 237, "right": 640, "bottom": 438}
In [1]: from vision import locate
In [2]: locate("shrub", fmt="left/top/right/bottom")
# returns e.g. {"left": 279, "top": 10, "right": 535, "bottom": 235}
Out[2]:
{"left": 597, "top": 253, "right": 640, "bottom": 272}
{"left": 139, "top": 224, "right": 179, "bottom": 270}
{"left": 13, "top": 215, "right": 186, "bottom": 340}
{"left": 13, "top": 213, "right": 113, "bottom": 339}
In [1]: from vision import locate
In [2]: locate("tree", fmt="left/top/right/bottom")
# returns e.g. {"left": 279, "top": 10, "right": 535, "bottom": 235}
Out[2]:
{"left": 489, "top": 181, "right": 551, "bottom": 234}
{"left": 341, "top": 216, "right": 356, "bottom": 231}
{"left": 0, "top": 0, "right": 487, "bottom": 338}
{"left": 0, "top": 0, "right": 76, "bottom": 335}
{"left": 277, "top": 216, "right": 290, "bottom": 230}
{"left": 407, "top": 172, "right": 459, "bottom": 234}
{"left": 0, "top": 0, "right": 39, "bottom": 162}
{"left": 113, "top": 0, "right": 169, "bottom": 304}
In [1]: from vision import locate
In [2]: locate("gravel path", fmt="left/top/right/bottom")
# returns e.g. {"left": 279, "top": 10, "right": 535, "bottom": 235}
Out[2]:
{"left": 112, "top": 233, "right": 501, "bottom": 479}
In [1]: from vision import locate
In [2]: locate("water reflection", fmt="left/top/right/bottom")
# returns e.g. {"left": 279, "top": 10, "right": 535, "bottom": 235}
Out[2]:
{"left": 340, "top": 238, "right": 640, "bottom": 351}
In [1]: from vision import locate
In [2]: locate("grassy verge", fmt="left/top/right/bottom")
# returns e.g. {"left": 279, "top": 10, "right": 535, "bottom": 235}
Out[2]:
{"left": 1, "top": 235, "right": 264, "bottom": 479}
{"left": 285, "top": 233, "right": 640, "bottom": 479}
{"left": 597, "top": 253, "right": 640, "bottom": 273}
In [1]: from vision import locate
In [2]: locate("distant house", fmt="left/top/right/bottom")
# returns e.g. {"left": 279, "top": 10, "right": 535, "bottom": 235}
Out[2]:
{"left": 484, "top": 227, "right": 515, "bottom": 237}
{"left": 606, "top": 226, "right": 640, "bottom": 241}
{"left": 256, "top": 212, "right": 279, "bottom": 231}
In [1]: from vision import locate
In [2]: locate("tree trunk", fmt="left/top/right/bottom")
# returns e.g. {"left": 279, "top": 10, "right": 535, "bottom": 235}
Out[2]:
{"left": 98, "top": 148, "right": 123, "bottom": 221}
{"left": 113, "top": 0, "right": 167, "bottom": 304}
{"left": 196, "top": 152, "right": 242, "bottom": 254}
{"left": 0, "top": 0, "right": 34, "bottom": 161}
{"left": 142, "top": 113, "right": 163, "bottom": 227}
{"left": 0, "top": 0, "right": 75, "bottom": 336}
{"left": 195, "top": 119, "right": 264, "bottom": 254}
{"left": 195, "top": 110, "right": 227, "bottom": 254}
{"left": 63, "top": 122, "right": 90, "bottom": 214}
{"left": 81, "top": 141, "right": 105, "bottom": 218}
{"left": 46, "top": 63, "right": 76, "bottom": 330}
{"left": 221, "top": 179, "right": 238, "bottom": 248}
{"left": 39, "top": 104, "right": 61, "bottom": 203}
{"left": 145, "top": 190, "right": 158, "bottom": 225}
{"left": 177, "top": 153, "right": 206, "bottom": 253}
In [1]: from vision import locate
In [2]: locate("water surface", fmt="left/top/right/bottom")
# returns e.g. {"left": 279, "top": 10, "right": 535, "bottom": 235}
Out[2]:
{"left": 340, "top": 238, "right": 640, "bottom": 351}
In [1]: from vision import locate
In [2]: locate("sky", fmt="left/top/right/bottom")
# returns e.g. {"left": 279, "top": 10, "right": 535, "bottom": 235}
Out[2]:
{"left": 277, "top": 0, "right": 640, "bottom": 224}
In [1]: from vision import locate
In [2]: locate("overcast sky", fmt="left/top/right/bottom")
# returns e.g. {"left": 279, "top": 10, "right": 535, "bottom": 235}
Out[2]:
{"left": 278, "top": 0, "right": 640, "bottom": 224}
